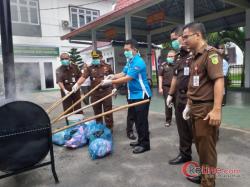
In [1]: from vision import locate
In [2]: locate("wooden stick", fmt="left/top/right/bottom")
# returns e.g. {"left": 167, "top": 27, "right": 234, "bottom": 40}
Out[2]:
{"left": 51, "top": 83, "right": 102, "bottom": 124}
{"left": 55, "top": 91, "right": 116, "bottom": 124}
{"left": 46, "top": 90, "right": 74, "bottom": 114}
{"left": 52, "top": 99, "right": 150, "bottom": 134}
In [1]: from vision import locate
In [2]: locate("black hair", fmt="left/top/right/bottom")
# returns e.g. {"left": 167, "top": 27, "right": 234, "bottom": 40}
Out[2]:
{"left": 170, "top": 25, "right": 183, "bottom": 36}
{"left": 125, "top": 39, "right": 139, "bottom": 49}
{"left": 215, "top": 43, "right": 224, "bottom": 49}
{"left": 183, "top": 22, "right": 206, "bottom": 39}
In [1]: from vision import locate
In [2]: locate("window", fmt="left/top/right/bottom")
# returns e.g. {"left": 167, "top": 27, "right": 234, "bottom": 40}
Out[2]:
{"left": 10, "top": 0, "right": 40, "bottom": 25}
{"left": 70, "top": 6, "right": 100, "bottom": 28}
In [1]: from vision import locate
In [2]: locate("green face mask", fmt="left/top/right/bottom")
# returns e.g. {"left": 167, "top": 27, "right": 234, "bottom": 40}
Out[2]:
{"left": 92, "top": 59, "right": 101, "bottom": 65}
{"left": 166, "top": 57, "right": 174, "bottom": 64}
{"left": 171, "top": 39, "right": 180, "bottom": 50}
{"left": 61, "top": 59, "right": 70, "bottom": 66}
{"left": 124, "top": 50, "right": 134, "bottom": 59}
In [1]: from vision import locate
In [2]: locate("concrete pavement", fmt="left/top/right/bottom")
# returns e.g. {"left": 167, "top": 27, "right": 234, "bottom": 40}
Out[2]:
{"left": 0, "top": 90, "right": 250, "bottom": 187}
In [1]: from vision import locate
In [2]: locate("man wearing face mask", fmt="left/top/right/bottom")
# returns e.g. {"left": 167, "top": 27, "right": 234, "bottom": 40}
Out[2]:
{"left": 72, "top": 50, "right": 115, "bottom": 131}
{"left": 158, "top": 50, "right": 176, "bottom": 127}
{"left": 101, "top": 39, "right": 152, "bottom": 154}
{"left": 166, "top": 26, "right": 193, "bottom": 166}
{"left": 56, "top": 52, "right": 82, "bottom": 116}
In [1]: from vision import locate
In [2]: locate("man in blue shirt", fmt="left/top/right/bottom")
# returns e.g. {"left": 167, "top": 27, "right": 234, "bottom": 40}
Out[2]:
{"left": 102, "top": 39, "right": 152, "bottom": 154}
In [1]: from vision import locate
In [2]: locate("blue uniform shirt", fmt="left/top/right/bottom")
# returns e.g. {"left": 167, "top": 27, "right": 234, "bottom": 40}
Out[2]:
{"left": 223, "top": 59, "right": 229, "bottom": 76}
{"left": 122, "top": 54, "right": 152, "bottom": 100}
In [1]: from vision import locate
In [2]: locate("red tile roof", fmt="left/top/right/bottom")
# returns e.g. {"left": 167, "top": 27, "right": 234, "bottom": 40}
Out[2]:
{"left": 115, "top": 0, "right": 141, "bottom": 10}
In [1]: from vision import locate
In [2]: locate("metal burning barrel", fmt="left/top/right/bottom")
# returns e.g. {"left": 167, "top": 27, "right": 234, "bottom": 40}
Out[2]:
{"left": 0, "top": 100, "right": 58, "bottom": 182}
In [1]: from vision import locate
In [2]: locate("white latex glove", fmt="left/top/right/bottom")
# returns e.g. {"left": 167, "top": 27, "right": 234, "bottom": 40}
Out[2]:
{"left": 64, "top": 89, "right": 70, "bottom": 95}
{"left": 112, "top": 88, "right": 117, "bottom": 94}
{"left": 182, "top": 105, "right": 191, "bottom": 120}
{"left": 166, "top": 95, "right": 173, "bottom": 108}
{"left": 101, "top": 79, "right": 112, "bottom": 86}
{"left": 72, "top": 83, "right": 79, "bottom": 93}
{"left": 112, "top": 88, "right": 118, "bottom": 98}
{"left": 106, "top": 74, "right": 115, "bottom": 80}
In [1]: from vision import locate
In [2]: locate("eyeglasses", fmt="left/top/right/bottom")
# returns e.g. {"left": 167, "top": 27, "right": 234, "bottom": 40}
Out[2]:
{"left": 182, "top": 33, "right": 197, "bottom": 40}
{"left": 61, "top": 58, "right": 69, "bottom": 60}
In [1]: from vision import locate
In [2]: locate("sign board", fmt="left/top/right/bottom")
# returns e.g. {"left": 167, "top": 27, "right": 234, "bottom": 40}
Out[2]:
{"left": 147, "top": 10, "right": 166, "bottom": 25}
{"left": 0, "top": 45, "right": 59, "bottom": 57}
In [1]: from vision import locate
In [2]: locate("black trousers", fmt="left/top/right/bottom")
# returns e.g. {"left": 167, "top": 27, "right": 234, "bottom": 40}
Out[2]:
{"left": 128, "top": 97, "right": 151, "bottom": 148}
{"left": 163, "top": 86, "right": 174, "bottom": 123}
{"left": 126, "top": 103, "right": 135, "bottom": 133}
{"left": 175, "top": 92, "right": 193, "bottom": 159}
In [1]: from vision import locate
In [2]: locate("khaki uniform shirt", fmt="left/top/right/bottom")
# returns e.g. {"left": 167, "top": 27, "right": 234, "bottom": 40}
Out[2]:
{"left": 56, "top": 63, "right": 81, "bottom": 91}
{"left": 81, "top": 62, "right": 113, "bottom": 93}
{"left": 187, "top": 44, "right": 224, "bottom": 101}
{"left": 158, "top": 62, "right": 175, "bottom": 87}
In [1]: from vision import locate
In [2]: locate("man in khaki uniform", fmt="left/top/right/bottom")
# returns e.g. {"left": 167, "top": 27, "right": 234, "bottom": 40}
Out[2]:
{"left": 167, "top": 26, "right": 193, "bottom": 165}
{"left": 72, "top": 50, "right": 114, "bottom": 130}
{"left": 158, "top": 50, "right": 176, "bottom": 127}
{"left": 56, "top": 52, "right": 82, "bottom": 115}
{"left": 182, "top": 22, "right": 224, "bottom": 187}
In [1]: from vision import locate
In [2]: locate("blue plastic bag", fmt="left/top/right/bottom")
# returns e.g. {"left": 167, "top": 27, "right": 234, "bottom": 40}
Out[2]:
{"left": 84, "top": 120, "right": 106, "bottom": 139}
{"left": 64, "top": 126, "right": 87, "bottom": 148}
{"left": 89, "top": 127, "right": 112, "bottom": 143}
{"left": 52, "top": 126, "right": 79, "bottom": 146}
{"left": 88, "top": 138, "right": 112, "bottom": 160}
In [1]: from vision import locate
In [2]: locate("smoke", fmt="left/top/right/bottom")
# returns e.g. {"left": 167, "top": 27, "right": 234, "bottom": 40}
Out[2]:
{"left": 0, "top": 60, "right": 45, "bottom": 102}
{"left": 15, "top": 63, "right": 41, "bottom": 94}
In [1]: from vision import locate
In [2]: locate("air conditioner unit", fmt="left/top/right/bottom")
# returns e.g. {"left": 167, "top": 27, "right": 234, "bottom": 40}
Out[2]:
{"left": 61, "top": 20, "right": 70, "bottom": 29}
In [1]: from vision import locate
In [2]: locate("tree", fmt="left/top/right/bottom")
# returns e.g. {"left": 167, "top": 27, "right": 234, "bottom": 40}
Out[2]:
{"left": 207, "top": 27, "right": 245, "bottom": 51}
{"left": 68, "top": 48, "right": 83, "bottom": 67}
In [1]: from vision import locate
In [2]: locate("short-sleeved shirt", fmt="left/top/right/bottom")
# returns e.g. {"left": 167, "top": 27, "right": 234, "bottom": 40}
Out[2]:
{"left": 56, "top": 63, "right": 82, "bottom": 91}
{"left": 123, "top": 54, "right": 152, "bottom": 100}
{"left": 223, "top": 59, "right": 229, "bottom": 76}
{"left": 81, "top": 62, "right": 113, "bottom": 91}
{"left": 158, "top": 62, "right": 175, "bottom": 87}
{"left": 173, "top": 49, "right": 193, "bottom": 92}
{"left": 187, "top": 44, "right": 224, "bottom": 101}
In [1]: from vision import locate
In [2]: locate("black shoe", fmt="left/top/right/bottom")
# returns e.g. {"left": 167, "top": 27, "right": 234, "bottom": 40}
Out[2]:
{"left": 168, "top": 155, "right": 191, "bottom": 165}
{"left": 130, "top": 141, "right": 140, "bottom": 147}
{"left": 186, "top": 176, "right": 201, "bottom": 184}
{"left": 133, "top": 146, "right": 150, "bottom": 154}
{"left": 127, "top": 132, "right": 136, "bottom": 140}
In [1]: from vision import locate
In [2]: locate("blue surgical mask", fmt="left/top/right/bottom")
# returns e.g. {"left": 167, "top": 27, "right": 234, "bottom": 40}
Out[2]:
{"left": 171, "top": 39, "right": 180, "bottom": 50}
{"left": 92, "top": 59, "right": 100, "bottom": 65}
{"left": 124, "top": 50, "right": 134, "bottom": 59}
{"left": 61, "top": 59, "right": 70, "bottom": 66}
{"left": 166, "top": 57, "right": 174, "bottom": 64}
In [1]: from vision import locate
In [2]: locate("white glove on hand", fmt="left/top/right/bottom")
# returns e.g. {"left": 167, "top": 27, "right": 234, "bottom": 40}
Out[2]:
{"left": 64, "top": 89, "right": 70, "bottom": 95}
{"left": 166, "top": 95, "right": 173, "bottom": 108}
{"left": 106, "top": 74, "right": 115, "bottom": 80}
{"left": 72, "top": 83, "right": 79, "bottom": 93}
{"left": 101, "top": 79, "right": 112, "bottom": 86}
{"left": 182, "top": 105, "right": 191, "bottom": 120}
{"left": 112, "top": 88, "right": 117, "bottom": 94}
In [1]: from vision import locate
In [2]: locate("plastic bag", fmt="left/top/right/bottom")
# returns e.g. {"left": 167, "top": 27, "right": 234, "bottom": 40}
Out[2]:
{"left": 88, "top": 138, "right": 112, "bottom": 160}
{"left": 65, "top": 126, "right": 87, "bottom": 148}
{"left": 84, "top": 120, "right": 106, "bottom": 139}
{"left": 89, "top": 127, "right": 112, "bottom": 143}
{"left": 52, "top": 126, "right": 78, "bottom": 146}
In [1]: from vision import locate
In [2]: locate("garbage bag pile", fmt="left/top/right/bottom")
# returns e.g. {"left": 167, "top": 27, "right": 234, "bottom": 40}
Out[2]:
{"left": 52, "top": 120, "right": 113, "bottom": 160}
